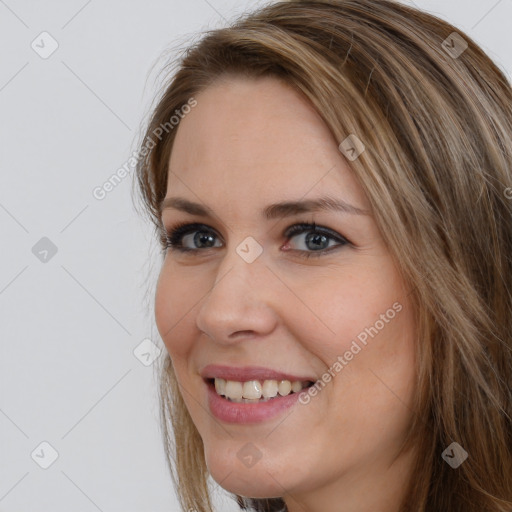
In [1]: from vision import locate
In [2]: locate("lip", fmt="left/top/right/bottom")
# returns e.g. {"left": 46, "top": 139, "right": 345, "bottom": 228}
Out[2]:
{"left": 200, "top": 365, "right": 315, "bottom": 424}
{"left": 200, "top": 364, "right": 315, "bottom": 382}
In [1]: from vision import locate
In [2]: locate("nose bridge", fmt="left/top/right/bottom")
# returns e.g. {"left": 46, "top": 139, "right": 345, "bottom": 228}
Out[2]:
{"left": 211, "top": 234, "right": 268, "bottom": 296}
{"left": 195, "top": 239, "right": 276, "bottom": 341}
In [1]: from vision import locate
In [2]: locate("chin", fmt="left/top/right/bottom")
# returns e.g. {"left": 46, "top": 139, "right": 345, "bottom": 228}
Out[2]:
{"left": 205, "top": 446, "right": 288, "bottom": 498}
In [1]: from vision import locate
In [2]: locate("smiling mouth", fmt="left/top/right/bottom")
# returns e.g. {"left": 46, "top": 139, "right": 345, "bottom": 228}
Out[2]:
{"left": 206, "top": 378, "right": 315, "bottom": 403}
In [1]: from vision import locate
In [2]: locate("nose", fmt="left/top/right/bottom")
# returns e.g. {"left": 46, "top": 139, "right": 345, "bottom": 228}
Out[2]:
{"left": 195, "top": 245, "right": 279, "bottom": 344}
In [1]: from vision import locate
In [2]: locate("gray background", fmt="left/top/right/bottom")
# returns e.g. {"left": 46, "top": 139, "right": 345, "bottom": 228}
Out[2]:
{"left": 0, "top": 1, "right": 510, "bottom": 511}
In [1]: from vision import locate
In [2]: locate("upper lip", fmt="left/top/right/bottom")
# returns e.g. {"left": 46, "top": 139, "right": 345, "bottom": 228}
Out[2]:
{"left": 200, "top": 364, "right": 315, "bottom": 383}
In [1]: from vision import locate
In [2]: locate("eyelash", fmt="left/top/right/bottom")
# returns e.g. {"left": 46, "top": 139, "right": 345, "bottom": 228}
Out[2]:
{"left": 162, "top": 221, "right": 350, "bottom": 259}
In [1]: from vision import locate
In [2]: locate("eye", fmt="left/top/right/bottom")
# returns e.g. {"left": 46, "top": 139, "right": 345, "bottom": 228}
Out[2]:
{"left": 283, "top": 222, "right": 350, "bottom": 259}
{"left": 162, "top": 221, "right": 351, "bottom": 258}
{"left": 164, "top": 222, "right": 222, "bottom": 252}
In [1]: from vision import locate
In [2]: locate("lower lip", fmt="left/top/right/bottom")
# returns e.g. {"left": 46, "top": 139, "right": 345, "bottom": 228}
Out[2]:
{"left": 206, "top": 380, "right": 309, "bottom": 424}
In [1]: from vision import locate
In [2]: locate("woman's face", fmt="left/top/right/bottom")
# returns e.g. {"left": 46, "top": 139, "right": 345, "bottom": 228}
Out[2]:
{"left": 155, "top": 75, "right": 417, "bottom": 506}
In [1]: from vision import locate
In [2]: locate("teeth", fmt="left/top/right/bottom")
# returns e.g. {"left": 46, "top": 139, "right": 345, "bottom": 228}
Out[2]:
{"left": 224, "top": 380, "right": 243, "bottom": 400}
{"left": 278, "top": 380, "right": 291, "bottom": 396}
{"left": 242, "top": 380, "right": 262, "bottom": 399}
{"left": 215, "top": 378, "right": 226, "bottom": 395}
{"left": 214, "top": 378, "right": 308, "bottom": 401}
{"left": 291, "top": 380, "right": 303, "bottom": 393}
{"left": 262, "top": 379, "right": 278, "bottom": 398}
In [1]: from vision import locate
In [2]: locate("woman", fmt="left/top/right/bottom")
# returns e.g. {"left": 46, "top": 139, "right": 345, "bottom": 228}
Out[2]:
{"left": 134, "top": 0, "right": 512, "bottom": 510}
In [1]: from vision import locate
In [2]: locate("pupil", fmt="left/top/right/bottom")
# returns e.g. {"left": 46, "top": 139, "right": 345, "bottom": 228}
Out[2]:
{"left": 195, "top": 232, "right": 215, "bottom": 247}
{"left": 306, "top": 233, "right": 328, "bottom": 250}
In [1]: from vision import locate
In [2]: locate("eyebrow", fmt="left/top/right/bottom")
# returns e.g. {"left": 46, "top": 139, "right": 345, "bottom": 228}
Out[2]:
{"left": 159, "top": 196, "right": 370, "bottom": 219}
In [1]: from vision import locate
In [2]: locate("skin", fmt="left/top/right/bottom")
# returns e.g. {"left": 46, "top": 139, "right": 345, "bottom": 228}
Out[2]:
{"left": 155, "top": 74, "right": 418, "bottom": 512}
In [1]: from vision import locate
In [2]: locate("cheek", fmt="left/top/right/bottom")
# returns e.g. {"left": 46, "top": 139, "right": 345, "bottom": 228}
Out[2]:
{"left": 154, "top": 268, "right": 202, "bottom": 417}
{"left": 154, "top": 263, "right": 196, "bottom": 358}
{"left": 288, "top": 257, "right": 415, "bottom": 392}
{"left": 285, "top": 264, "right": 394, "bottom": 357}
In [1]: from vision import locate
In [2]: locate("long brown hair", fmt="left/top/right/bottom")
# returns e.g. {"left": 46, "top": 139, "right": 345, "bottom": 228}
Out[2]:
{"left": 134, "top": 1, "right": 512, "bottom": 510}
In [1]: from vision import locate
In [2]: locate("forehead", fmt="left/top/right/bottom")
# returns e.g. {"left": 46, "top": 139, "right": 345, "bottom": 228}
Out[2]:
{"left": 167, "top": 75, "right": 367, "bottom": 209}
